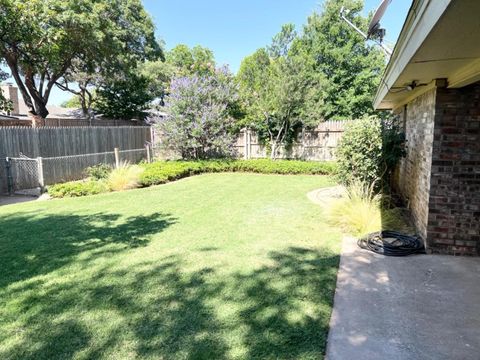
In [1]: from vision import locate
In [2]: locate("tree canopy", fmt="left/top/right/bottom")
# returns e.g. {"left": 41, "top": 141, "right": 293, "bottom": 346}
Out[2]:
{"left": 237, "top": 26, "right": 322, "bottom": 159}
{"left": 238, "top": 0, "right": 386, "bottom": 135}
{"left": 0, "top": 0, "right": 161, "bottom": 120}
{"left": 297, "top": 0, "right": 385, "bottom": 120}
{"left": 139, "top": 44, "right": 216, "bottom": 107}
{"left": 95, "top": 71, "right": 153, "bottom": 120}
{"left": 160, "top": 66, "right": 239, "bottom": 159}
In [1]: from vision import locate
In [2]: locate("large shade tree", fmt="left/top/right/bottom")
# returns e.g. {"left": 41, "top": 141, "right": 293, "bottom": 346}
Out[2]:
{"left": 298, "top": 0, "right": 385, "bottom": 120}
{"left": 0, "top": 0, "right": 160, "bottom": 123}
{"left": 237, "top": 25, "right": 321, "bottom": 159}
{"left": 140, "top": 44, "right": 215, "bottom": 106}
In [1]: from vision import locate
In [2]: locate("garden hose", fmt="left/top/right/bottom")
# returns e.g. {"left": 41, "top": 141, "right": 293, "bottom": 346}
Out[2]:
{"left": 357, "top": 231, "right": 426, "bottom": 256}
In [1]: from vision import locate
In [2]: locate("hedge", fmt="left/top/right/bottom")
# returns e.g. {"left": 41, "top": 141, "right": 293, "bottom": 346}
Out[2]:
{"left": 139, "top": 159, "right": 337, "bottom": 186}
{"left": 48, "top": 180, "right": 109, "bottom": 198}
{"left": 48, "top": 159, "right": 337, "bottom": 198}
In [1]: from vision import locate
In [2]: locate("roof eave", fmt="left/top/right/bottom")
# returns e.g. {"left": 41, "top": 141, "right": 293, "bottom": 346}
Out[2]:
{"left": 374, "top": 0, "right": 452, "bottom": 110}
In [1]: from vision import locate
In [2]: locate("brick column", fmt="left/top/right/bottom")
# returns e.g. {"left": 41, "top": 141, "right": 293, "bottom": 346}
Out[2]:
{"left": 427, "top": 82, "right": 480, "bottom": 255}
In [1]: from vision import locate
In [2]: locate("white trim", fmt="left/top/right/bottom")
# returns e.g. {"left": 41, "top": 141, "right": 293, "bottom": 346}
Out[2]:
{"left": 448, "top": 58, "right": 480, "bottom": 88}
{"left": 374, "top": 0, "right": 451, "bottom": 109}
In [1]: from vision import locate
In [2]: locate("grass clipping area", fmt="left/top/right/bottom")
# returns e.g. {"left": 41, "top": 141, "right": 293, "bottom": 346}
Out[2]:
{"left": 326, "top": 182, "right": 408, "bottom": 238}
{"left": 1, "top": 173, "right": 341, "bottom": 360}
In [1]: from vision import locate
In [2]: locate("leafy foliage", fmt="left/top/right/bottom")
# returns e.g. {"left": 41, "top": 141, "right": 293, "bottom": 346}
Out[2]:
{"left": 140, "top": 44, "right": 215, "bottom": 106}
{"left": 298, "top": 0, "right": 386, "bottom": 120}
{"left": 95, "top": 72, "right": 153, "bottom": 120}
{"left": 0, "top": 69, "right": 13, "bottom": 112}
{"left": 140, "top": 60, "right": 176, "bottom": 106}
{"left": 84, "top": 164, "right": 112, "bottom": 180}
{"left": 167, "top": 44, "right": 215, "bottom": 77}
{"left": 159, "top": 66, "right": 239, "bottom": 159}
{"left": 0, "top": 0, "right": 160, "bottom": 118}
{"left": 48, "top": 180, "right": 108, "bottom": 198}
{"left": 238, "top": 26, "right": 321, "bottom": 159}
{"left": 48, "top": 159, "right": 337, "bottom": 197}
{"left": 140, "top": 159, "right": 337, "bottom": 187}
{"left": 61, "top": 96, "right": 81, "bottom": 109}
{"left": 336, "top": 116, "right": 405, "bottom": 186}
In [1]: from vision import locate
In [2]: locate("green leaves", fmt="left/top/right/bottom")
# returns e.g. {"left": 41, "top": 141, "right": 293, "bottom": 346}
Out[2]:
{"left": 0, "top": 0, "right": 161, "bottom": 117}
{"left": 298, "top": 0, "right": 386, "bottom": 120}
{"left": 95, "top": 71, "right": 152, "bottom": 120}
{"left": 336, "top": 116, "right": 405, "bottom": 188}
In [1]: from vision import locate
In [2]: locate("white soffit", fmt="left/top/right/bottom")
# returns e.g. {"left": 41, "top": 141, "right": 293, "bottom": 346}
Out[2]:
{"left": 374, "top": 0, "right": 480, "bottom": 110}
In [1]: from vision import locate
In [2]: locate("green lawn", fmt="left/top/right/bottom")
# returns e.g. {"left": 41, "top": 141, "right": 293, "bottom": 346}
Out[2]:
{"left": 0, "top": 173, "right": 341, "bottom": 360}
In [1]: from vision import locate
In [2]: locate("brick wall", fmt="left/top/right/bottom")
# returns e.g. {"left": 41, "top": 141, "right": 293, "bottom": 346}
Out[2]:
{"left": 427, "top": 82, "right": 480, "bottom": 255}
{"left": 396, "top": 82, "right": 480, "bottom": 255}
{"left": 394, "top": 88, "right": 436, "bottom": 240}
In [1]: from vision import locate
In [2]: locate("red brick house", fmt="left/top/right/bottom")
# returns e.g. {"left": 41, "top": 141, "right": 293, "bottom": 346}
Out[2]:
{"left": 375, "top": 1, "right": 480, "bottom": 255}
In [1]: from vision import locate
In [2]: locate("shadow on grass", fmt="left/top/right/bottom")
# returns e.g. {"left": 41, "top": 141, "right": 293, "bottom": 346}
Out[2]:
{"left": 0, "top": 212, "right": 177, "bottom": 288}
{"left": 1, "top": 242, "right": 339, "bottom": 359}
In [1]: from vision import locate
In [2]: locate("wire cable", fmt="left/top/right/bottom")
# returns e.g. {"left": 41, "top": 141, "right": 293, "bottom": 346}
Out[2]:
{"left": 357, "top": 231, "right": 425, "bottom": 256}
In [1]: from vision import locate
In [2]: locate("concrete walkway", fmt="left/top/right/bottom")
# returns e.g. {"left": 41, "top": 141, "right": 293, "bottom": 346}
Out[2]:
{"left": 326, "top": 237, "right": 480, "bottom": 360}
{"left": 0, "top": 195, "right": 39, "bottom": 206}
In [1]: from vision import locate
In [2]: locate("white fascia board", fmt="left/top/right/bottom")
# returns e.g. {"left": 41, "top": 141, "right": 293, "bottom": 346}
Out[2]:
{"left": 374, "top": 0, "right": 451, "bottom": 109}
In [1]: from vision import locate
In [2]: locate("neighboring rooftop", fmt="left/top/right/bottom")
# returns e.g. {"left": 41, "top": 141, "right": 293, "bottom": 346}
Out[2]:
{"left": 1, "top": 83, "right": 82, "bottom": 119}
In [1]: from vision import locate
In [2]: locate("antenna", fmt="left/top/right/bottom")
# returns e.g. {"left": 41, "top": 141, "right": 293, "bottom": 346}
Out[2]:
{"left": 368, "top": 0, "right": 392, "bottom": 41}
{"left": 340, "top": 0, "right": 393, "bottom": 56}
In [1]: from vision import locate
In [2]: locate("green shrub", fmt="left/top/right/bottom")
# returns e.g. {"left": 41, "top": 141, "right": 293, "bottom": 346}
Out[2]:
{"left": 336, "top": 116, "right": 405, "bottom": 187}
{"left": 48, "top": 159, "right": 336, "bottom": 198}
{"left": 84, "top": 163, "right": 112, "bottom": 180}
{"left": 107, "top": 163, "right": 144, "bottom": 191}
{"left": 48, "top": 180, "right": 108, "bottom": 198}
{"left": 327, "top": 181, "right": 405, "bottom": 238}
{"left": 140, "top": 159, "right": 337, "bottom": 187}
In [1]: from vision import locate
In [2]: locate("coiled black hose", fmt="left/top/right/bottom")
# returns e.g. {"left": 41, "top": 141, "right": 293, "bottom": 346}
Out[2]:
{"left": 357, "top": 230, "right": 426, "bottom": 256}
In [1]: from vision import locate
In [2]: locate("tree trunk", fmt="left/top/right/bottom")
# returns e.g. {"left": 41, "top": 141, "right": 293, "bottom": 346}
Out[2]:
{"left": 271, "top": 141, "right": 277, "bottom": 160}
{"left": 34, "top": 100, "right": 49, "bottom": 119}
{"left": 30, "top": 113, "right": 45, "bottom": 128}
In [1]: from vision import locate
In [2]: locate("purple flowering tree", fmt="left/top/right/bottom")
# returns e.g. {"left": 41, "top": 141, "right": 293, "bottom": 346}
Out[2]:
{"left": 159, "top": 66, "right": 239, "bottom": 159}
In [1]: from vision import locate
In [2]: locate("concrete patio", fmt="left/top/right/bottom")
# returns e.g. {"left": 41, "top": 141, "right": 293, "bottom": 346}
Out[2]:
{"left": 326, "top": 237, "right": 480, "bottom": 360}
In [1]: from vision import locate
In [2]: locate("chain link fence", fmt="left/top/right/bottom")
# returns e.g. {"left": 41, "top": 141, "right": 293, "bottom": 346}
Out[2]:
{"left": 6, "top": 157, "right": 40, "bottom": 192}
{"left": 4, "top": 147, "right": 151, "bottom": 194}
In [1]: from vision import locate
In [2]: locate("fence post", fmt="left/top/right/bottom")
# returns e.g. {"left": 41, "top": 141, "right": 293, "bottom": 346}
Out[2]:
{"left": 114, "top": 147, "right": 120, "bottom": 168}
{"left": 247, "top": 129, "right": 252, "bottom": 159}
{"left": 37, "top": 157, "right": 45, "bottom": 189}
{"left": 5, "top": 157, "right": 13, "bottom": 195}
{"left": 243, "top": 129, "right": 248, "bottom": 160}
{"left": 146, "top": 144, "right": 152, "bottom": 163}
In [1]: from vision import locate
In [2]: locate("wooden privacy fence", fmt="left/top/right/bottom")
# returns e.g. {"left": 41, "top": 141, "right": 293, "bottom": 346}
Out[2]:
{"left": 153, "top": 120, "right": 352, "bottom": 161}
{"left": 0, "top": 126, "right": 152, "bottom": 193}
{"left": 0, "top": 118, "right": 146, "bottom": 127}
{"left": 235, "top": 120, "right": 352, "bottom": 161}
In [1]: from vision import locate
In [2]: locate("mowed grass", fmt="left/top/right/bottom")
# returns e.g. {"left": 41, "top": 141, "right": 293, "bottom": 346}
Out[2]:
{"left": 0, "top": 173, "right": 341, "bottom": 360}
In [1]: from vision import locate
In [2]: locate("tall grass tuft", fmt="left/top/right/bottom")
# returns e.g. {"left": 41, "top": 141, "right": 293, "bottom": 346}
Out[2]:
{"left": 107, "top": 162, "right": 144, "bottom": 192}
{"left": 327, "top": 181, "right": 404, "bottom": 238}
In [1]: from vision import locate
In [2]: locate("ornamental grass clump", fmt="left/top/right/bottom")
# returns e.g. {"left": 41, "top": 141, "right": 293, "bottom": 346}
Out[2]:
{"left": 327, "top": 181, "right": 404, "bottom": 238}
{"left": 107, "top": 163, "right": 144, "bottom": 192}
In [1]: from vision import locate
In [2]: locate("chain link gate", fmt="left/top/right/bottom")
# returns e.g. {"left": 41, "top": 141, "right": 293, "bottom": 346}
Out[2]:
{"left": 5, "top": 156, "right": 41, "bottom": 194}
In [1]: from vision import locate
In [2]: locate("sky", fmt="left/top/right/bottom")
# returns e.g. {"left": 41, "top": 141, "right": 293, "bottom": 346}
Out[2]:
{"left": 46, "top": 0, "right": 411, "bottom": 105}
